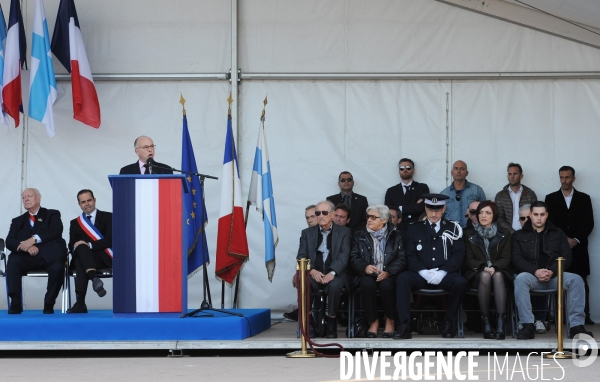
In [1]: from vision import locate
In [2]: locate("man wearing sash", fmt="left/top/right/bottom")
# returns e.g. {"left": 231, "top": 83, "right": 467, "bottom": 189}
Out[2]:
{"left": 67, "top": 190, "right": 113, "bottom": 313}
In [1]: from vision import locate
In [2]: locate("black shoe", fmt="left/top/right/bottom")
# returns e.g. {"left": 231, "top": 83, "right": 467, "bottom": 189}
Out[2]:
{"left": 326, "top": 316, "right": 338, "bottom": 339}
{"left": 496, "top": 313, "right": 506, "bottom": 340}
{"left": 569, "top": 325, "right": 594, "bottom": 339}
{"left": 66, "top": 301, "right": 88, "bottom": 314}
{"left": 382, "top": 332, "right": 393, "bottom": 338}
{"left": 393, "top": 322, "right": 412, "bottom": 339}
{"left": 92, "top": 278, "right": 107, "bottom": 297}
{"left": 441, "top": 321, "right": 455, "bottom": 338}
{"left": 366, "top": 331, "right": 378, "bottom": 338}
{"left": 482, "top": 314, "right": 495, "bottom": 339}
{"left": 517, "top": 323, "right": 535, "bottom": 340}
{"left": 8, "top": 302, "right": 22, "bottom": 314}
{"left": 43, "top": 303, "right": 54, "bottom": 314}
{"left": 585, "top": 317, "right": 595, "bottom": 325}
{"left": 283, "top": 309, "right": 298, "bottom": 321}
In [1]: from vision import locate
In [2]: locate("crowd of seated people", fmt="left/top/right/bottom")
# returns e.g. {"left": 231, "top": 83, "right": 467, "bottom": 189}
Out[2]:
{"left": 293, "top": 161, "right": 595, "bottom": 340}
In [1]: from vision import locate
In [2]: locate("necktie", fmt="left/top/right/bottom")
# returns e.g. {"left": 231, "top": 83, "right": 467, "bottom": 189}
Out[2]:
{"left": 143, "top": 164, "right": 150, "bottom": 174}
{"left": 430, "top": 223, "right": 437, "bottom": 235}
{"left": 29, "top": 213, "right": 35, "bottom": 228}
{"left": 403, "top": 185, "right": 410, "bottom": 194}
{"left": 87, "top": 215, "right": 92, "bottom": 224}
{"left": 343, "top": 194, "right": 351, "bottom": 207}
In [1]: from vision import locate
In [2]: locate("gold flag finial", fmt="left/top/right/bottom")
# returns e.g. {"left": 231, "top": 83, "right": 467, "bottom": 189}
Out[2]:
{"left": 180, "top": 94, "right": 186, "bottom": 116}
{"left": 261, "top": 94, "right": 268, "bottom": 121}
{"left": 227, "top": 92, "right": 233, "bottom": 116}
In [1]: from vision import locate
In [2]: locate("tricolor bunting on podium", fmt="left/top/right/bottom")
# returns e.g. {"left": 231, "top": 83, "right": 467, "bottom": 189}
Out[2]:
{"left": 111, "top": 176, "right": 185, "bottom": 313}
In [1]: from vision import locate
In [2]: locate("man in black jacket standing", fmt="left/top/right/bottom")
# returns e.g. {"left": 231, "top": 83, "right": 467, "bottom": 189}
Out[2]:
{"left": 512, "top": 201, "right": 593, "bottom": 339}
{"left": 545, "top": 166, "right": 595, "bottom": 325}
{"left": 119, "top": 136, "right": 173, "bottom": 174}
{"left": 385, "top": 158, "right": 429, "bottom": 230}
{"left": 5, "top": 188, "right": 68, "bottom": 314}
{"left": 67, "top": 190, "right": 113, "bottom": 313}
{"left": 326, "top": 171, "right": 368, "bottom": 232}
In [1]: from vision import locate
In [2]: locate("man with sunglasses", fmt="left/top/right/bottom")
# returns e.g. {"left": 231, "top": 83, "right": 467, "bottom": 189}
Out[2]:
{"left": 297, "top": 200, "right": 351, "bottom": 338}
{"left": 494, "top": 162, "right": 537, "bottom": 232}
{"left": 394, "top": 194, "right": 466, "bottom": 339}
{"left": 545, "top": 166, "right": 595, "bottom": 325}
{"left": 326, "top": 171, "right": 368, "bottom": 232}
{"left": 385, "top": 158, "right": 430, "bottom": 230}
{"left": 440, "top": 160, "right": 485, "bottom": 228}
{"left": 119, "top": 136, "right": 174, "bottom": 174}
{"left": 465, "top": 200, "right": 481, "bottom": 230}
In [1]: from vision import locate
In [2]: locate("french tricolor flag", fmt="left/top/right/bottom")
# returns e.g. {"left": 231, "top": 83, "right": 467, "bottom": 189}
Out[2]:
{"left": 51, "top": 0, "right": 100, "bottom": 128}
{"left": 215, "top": 111, "right": 249, "bottom": 284}
{"left": 112, "top": 178, "right": 183, "bottom": 313}
{"left": 1, "top": 0, "right": 26, "bottom": 128}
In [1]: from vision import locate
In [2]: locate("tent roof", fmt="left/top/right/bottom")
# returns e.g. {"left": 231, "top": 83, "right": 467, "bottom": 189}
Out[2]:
{"left": 504, "top": 0, "right": 600, "bottom": 30}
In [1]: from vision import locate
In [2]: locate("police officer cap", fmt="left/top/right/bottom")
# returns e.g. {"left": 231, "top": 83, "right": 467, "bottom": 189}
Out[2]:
{"left": 423, "top": 193, "right": 449, "bottom": 210}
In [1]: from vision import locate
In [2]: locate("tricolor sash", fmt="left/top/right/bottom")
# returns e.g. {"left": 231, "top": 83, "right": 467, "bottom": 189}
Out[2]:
{"left": 76, "top": 213, "right": 113, "bottom": 258}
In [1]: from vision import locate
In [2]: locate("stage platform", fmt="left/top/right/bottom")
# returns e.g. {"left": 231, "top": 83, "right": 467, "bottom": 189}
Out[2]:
{"left": 0, "top": 315, "right": 595, "bottom": 352}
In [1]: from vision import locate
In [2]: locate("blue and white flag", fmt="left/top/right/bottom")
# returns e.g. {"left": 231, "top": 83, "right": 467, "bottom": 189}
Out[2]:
{"left": 248, "top": 102, "right": 278, "bottom": 282}
{"left": 0, "top": 5, "right": 7, "bottom": 129}
{"left": 29, "top": 0, "right": 56, "bottom": 137}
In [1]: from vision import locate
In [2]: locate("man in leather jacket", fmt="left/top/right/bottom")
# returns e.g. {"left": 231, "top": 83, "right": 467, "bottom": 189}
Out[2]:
{"left": 512, "top": 201, "right": 592, "bottom": 339}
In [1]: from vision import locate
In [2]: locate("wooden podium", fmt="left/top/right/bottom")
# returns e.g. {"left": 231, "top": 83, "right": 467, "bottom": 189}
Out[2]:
{"left": 109, "top": 175, "right": 189, "bottom": 315}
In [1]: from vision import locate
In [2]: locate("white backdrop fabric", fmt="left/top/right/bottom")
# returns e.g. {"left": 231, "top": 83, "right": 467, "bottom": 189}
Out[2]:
{"left": 0, "top": 0, "right": 599, "bottom": 320}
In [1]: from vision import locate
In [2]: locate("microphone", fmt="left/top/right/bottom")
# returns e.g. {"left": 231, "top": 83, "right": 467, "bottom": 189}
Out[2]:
{"left": 146, "top": 157, "right": 155, "bottom": 173}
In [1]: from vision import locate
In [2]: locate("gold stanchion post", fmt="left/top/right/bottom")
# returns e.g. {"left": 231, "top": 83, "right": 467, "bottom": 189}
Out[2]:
{"left": 545, "top": 257, "right": 578, "bottom": 359}
{"left": 287, "top": 259, "right": 316, "bottom": 358}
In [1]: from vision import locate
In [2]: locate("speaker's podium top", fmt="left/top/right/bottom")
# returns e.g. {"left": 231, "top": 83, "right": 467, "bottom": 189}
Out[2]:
{"left": 109, "top": 174, "right": 190, "bottom": 194}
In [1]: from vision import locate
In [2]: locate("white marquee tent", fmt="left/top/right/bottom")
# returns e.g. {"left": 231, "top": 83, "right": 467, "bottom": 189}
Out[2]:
{"left": 1, "top": 0, "right": 599, "bottom": 320}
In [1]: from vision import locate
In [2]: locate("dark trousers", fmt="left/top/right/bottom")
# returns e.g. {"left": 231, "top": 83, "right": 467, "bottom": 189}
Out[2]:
{"left": 7, "top": 253, "right": 65, "bottom": 305}
{"left": 359, "top": 276, "right": 396, "bottom": 323}
{"left": 396, "top": 271, "right": 466, "bottom": 323}
{"left": 310, "top": 277, "right": 345, "bottom": 317}
{"left": 72, "top": 245, "right": 112, "bottom": 299}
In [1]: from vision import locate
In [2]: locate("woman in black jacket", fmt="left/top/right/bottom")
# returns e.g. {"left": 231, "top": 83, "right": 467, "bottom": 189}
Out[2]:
{"left": 464, "top": 200, "right": 512, "bottom": 340}
{"left": 350, "top": 205, "right": 406, "bottom": 338}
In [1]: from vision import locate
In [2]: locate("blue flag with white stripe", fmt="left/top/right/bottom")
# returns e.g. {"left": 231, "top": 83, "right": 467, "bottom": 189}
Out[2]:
{"left": 182, "top": 111, "right": 209, "bottom": 277}
{"left": 248, "top": 108, "right": 278, "bottom": 282}
{"left": 28, "top": 0, "right": 56, "bottom": 137}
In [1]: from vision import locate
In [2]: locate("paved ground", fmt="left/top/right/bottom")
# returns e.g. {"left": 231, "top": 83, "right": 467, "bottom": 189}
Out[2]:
{"left": 1, "top": 350, "right": 599, "bottom": 381}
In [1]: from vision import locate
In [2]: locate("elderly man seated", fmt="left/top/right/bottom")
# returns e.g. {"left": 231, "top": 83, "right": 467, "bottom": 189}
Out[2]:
{"left": 5, "top": 188, "right": 68, "bottom": 314}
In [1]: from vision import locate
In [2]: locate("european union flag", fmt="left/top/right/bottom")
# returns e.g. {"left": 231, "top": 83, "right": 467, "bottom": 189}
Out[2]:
{"left": 182, "top": 113, "right": 209, "bottom": 277}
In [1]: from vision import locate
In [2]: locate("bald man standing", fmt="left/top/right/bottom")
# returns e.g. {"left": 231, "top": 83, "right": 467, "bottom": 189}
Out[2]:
{"left": 440, "top": 160, "right": 485, "bottom": 228}
{"left": 119, "top": 136, "right": 174, "bottom": 174}
{"left": 5, "top": 188, "right": 68, "bottom": 314}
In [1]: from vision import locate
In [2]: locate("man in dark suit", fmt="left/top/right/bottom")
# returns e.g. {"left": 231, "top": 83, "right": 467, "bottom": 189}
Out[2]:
{"left": 5, "top": 188, "right": 68, "bottom": 314}
{"left": 119, "top": 135, "right": 174, "bottom": 174}
{"left": 297, "top": 200, "right": 352, "bottom": 338}
{"left": 326, "top": 171, "right": 368, "bottom": 232}
{"left": 67, "top": 190, "right": 113, "bottom": 313}
{"left": 385, "top": 158, "right": 430, "bottom": 229}
{"left": 394, "top": 194, "right": 466, "bottom": 339}
{"left": 545, "top": 166, "right": 595, "bottom": 325}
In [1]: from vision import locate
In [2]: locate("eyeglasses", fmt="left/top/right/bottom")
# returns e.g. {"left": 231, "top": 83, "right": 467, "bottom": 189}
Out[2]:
{"left": 339, "top": 178, "right": 353, "bottom": 183}
{"left": 399, "top": 166, "right": 412, "bottom": 171}
{"left": 455, "top": 194, "right": 461, "bottom": 201}
{"left": 519, "top": 216, "right": 529, "bottom": 221}
{"left": 367, "top": 215, "right": 382, "bottom": 221}
{"left": 136, "top": 145, "right": 156, "bottom": 150}
{"left": 468, "top": 209, "right": 477, "bottom": 215}
{"left": 315, "top": 210, "right": 330, "bottom": 216}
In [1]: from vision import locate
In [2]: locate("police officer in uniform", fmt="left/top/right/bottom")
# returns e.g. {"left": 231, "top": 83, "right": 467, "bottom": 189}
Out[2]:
{"left": 394, "top": 194, "right": 466, "bottom": 339}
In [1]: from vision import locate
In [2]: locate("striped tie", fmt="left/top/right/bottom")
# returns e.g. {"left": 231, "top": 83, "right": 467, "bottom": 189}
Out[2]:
{"left": 29, "top": 213, "right": 35, "bottom": 228}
